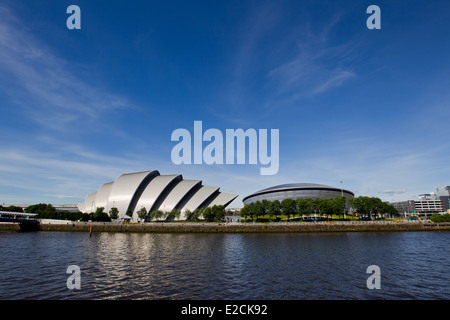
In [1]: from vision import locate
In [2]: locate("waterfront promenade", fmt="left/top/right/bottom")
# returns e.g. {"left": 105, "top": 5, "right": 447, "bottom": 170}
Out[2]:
{"left": 2, "top": 220, "right": 450, "bottom": 233}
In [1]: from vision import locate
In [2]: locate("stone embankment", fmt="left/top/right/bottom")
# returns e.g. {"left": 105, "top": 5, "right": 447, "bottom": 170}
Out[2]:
{"left": 2, "top": 220, "right": 449, "bottom": 233}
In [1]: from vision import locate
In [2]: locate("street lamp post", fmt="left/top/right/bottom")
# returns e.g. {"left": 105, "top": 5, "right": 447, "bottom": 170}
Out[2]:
{"left": 340, "top": 180, "right": 346, "bottom": 220}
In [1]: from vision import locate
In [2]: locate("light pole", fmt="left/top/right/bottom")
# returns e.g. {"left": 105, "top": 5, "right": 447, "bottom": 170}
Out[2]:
{"left": 340, "top": 180, "right": 346, "bottom": 219}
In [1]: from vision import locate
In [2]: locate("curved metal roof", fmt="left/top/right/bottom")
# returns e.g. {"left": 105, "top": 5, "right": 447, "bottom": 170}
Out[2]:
{"left": 243, "top": 182, "right": 354, "bottom": 202}
{"left": 78, "top": 170, "right": 237, "bottom": 221}
{"left": 258, "top": 183, "right": 333, "bottom": 192}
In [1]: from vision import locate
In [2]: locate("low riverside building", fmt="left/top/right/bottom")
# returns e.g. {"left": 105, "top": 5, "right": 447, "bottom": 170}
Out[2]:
{"left": 390, "top": 185, "right": 450, "bottom": 217}
{"left": 391, "top": 199, "right": 445, "bottom": 217}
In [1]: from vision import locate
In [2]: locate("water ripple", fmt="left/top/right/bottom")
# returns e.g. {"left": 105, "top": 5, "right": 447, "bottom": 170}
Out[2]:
{"left": 0, "top": 231, "right": 449, "bottom": 299}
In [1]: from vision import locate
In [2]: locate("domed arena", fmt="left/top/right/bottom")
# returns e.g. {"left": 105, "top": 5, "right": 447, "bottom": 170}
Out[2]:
{"left": 242, "top": 183, "right": 354, "bottom": 205}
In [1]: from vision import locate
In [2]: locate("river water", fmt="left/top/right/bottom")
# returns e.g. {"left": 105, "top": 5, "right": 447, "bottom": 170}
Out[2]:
{"left": 0, "top": 230, "right": 449, "bottom": 300}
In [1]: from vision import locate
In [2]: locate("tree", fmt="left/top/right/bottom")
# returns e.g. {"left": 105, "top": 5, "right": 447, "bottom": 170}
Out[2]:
{"left": 312, "top": 198, "right": 323, "bottom": 219}
{"left": 281, "top": 198, "right": 296, "bottom": 220}
{"left": 379, "top": 202, "right": 399, "bottom": 218}
{"left": 321, "top": 198, "right": 335, "bottom": 220}
{"left": 203, "top": 207, "right": 214, "bottom": 222}
{"left": 431, "top": 214, "right": 450, "bottom": 223}
{"left": 253, "top": 201, "right": 265, "bottom": 220}
{"left": 349, "top": 196, "right": 388, "bottom": 220}
{"left": 92, "top": 207, "right": 111, "bottom": 222}
{"left": 333, "top": 196, "right": 346, "bottom": 219}
{"left": 166, "top": 209, "right": 181, "bottom": 221}
{"left": 109, "top": 207, "right": 119, "bottom": 220}
{"left": 296, "top": 198, "right": 310, "bottom": 220}
{"left": 268, "top": 200, "right": 281, "bottom": 221}
{"left": 261, "top": 200, "right": 270, "bottom": 217}
{"left": 190, "top": 208, "right": 203, "bottom": 221}
{"left": 184, "top": 209, "right": 192, "bottom": 220}
{"left": 349, "top": 197, "right": 370, "bottom": 219}
{"left": 150, "top": 210, "right": 164, "bottom": 221}
{"left": 211, "top": 205, "right": 226, "bottom": 221}
{"left": 93, "top": 207, "right": 105, "bottom": 219}
{"left": 240, "top": 204, "right": 250, "bottom": 221}
{"left": 137, "top": 207, "right": 148, "bottom": 222}
{"left": 3, "top": 205, "right": 24, "bottom": 213}
{"left": 25, "top": 203, "right": 57, "bottom": 219}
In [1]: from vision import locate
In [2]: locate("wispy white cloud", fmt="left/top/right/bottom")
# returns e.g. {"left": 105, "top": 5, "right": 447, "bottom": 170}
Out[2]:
{"left": 0, "top": 4, "right": 132, "bottom": 131}
{"left": 0, "top": 140, "right": 171, "bottom": 204}
{"left": 380, "top": 189, "right": 407, "bottom": 196}
{"left": 278, "top": 134, "right": 450, "bottom": 203}
{"left": 266, "top": 18, "right": 357, "bottom": 99}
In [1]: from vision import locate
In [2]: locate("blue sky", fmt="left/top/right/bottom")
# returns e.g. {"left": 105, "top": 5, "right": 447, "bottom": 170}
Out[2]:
{"left": 1, "top": 0, "right": 449, "bottom": 208}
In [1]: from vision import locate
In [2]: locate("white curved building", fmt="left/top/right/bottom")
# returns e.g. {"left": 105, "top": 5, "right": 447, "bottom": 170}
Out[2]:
{"left": 77, "top": 170, "right": 237, "bottom": 221}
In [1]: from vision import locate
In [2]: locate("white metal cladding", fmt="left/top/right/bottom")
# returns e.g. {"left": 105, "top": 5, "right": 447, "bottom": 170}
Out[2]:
{"left": 180, "top": 185, "right": 219, "bottom": 212}
{"left": 159, "top": 179, "right": 202, "bottom": 214}
{"left": 84, "top": 192, "right": 98, "bottom": 213}
{"left": 77, "top": 201, "right": 85, "bottom": 213}
{"left": 133, "top": 174, "right": 182, "bottom": 220}
{"left": 94, "top": 182, "right": 113, "bottom": 212}
{"left": 208, "top": 192, "right": 238, "bottom": 208}
{"left": 77, "top": 170, "right": 238, "bottom": 221}
{"left": 107, "top": 171, "right": 159, "bottom": 218}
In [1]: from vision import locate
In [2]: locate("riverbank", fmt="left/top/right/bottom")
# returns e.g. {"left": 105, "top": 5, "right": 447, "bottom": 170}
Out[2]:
{"left": 2, "top": 221, "right": 450, "bottom": 233}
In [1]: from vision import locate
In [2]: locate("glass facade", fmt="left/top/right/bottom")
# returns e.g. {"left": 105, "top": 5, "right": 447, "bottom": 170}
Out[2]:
{"left": 243, "top": 184, "right": 354, "bottom": 206}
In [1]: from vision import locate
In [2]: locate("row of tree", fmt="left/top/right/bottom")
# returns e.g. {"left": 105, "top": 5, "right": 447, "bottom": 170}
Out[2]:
{"left": 14, "top": 203, "right": 228, "bottom": 222}
{"left": 0, "top": 205, "right": 24, "bottom": 212}
{"left": 23, "top": 203, "right": 89, "bottom": 221}
{"left": 4, "top": 196, "right": 399, "bottom": 223}
{"left": 95, "top": 204, "right": 228, "bottom": 222}
{"left": 348, "top": 196, "right": 399, "bottom": 220}
{"left": 240, "top": 196, "right": 399, "bottom": 221}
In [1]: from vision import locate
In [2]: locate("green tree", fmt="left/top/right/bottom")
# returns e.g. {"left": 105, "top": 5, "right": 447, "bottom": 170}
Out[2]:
{"left": 166, "top": 208, "right": 181, "bottom": 221}
{"left": 137, "top": 207, "right": 148, "bottom": 222}
{"left": 333, "top": 196, "right": 346, "bottom": 219}
{"left": 431, "top": 214, "right": 450, "bottom": 223}
{"left": 191, "top": 208, "right": 203, "bottom": 221}
{"left": 281, "top": 198, "right": 296, "bottom": 221}
{"left": 267, "top": 200, "right": 281, "bottom": 221}
{"left": 349, "top": 196, "right": 387, "bottom": 220}
{"left": 211, "top": 205, "right": 226, "bottom": 221}
{"left": 184, "top": 209, "right": 192, "bottom": 220}
{"left": 25, "top": 203, "right": 57, "bottom": 219}
{"left": 296, "top": 198, "right": 312, "bottom": 220}
{"left": 349, "top": 196, "right": 370, "bottom": 219}
{"left": 203, "top": 207, "right": 214, "bottom": 222}
{"left": 253, "top": 201, "right": 265, "bottom": 220}
{"left": 109, "top": 207, "right": 119, "bottom": 220}
{"left": 245, "top": 203, "right": 256, "bottom": 222}
{"left": 312, "top": 198, "right": 323, "bottom": 219}
{"left": 261, "top": 200, "right": 270, "bottom": 217}
{"left": 149, "top": 209, "right": 164, "bottom": 221}
{"left": 3, "top": 205, "right": 24, "bottom": 213}
{"left": 92, "top": 207, "right": 111, "bottom": 222}
{"left": 321, "top": 198, "right": 335, "bottom": 220}
{"left": 240, "top": 204, "right": 250, "bottom": 221}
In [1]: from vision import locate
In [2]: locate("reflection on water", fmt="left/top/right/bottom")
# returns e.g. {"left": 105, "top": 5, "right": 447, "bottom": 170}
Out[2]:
{"left": 0, "top": 231, "right": 449, "bottom": 299}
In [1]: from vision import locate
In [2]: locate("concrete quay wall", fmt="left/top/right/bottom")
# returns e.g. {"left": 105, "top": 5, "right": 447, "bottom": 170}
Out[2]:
{"left": 32, "top": 221, "right": 450, "bottom": 233}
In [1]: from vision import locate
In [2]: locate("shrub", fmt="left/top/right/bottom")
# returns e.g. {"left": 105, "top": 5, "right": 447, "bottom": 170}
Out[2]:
{"left": 431, "top": 214, "right": 450, "bottom": 223}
